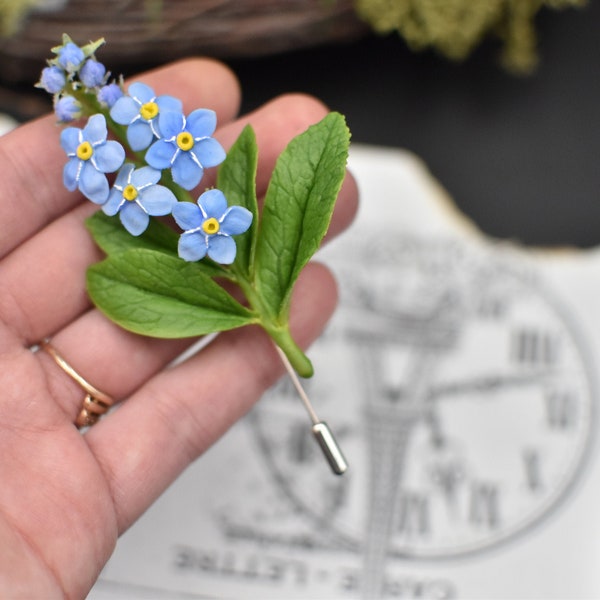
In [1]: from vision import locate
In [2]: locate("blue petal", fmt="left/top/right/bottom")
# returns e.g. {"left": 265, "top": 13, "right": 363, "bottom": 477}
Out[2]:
{"left": 128, "top": 82, "right": 155, "bottom": 104}
{"left": 172, "top": 152, "right": 203, "bottom": 190}
{"left": 187, "top": 109, "right": 217, "bottom": 138}
{"left": 92, "top": 140, "right": 125, "bottom": 173}
{"left": 198, "top": 188, "right": 227, "bottom": 219}
{"left": 178, "top": 232, "right": 208, "bottom": 262}
{"left": 60, "top": 127, "right": 81, "bottom": 154}
{"left": 79, "top": 163, "right": 109, "bottom": 203}
{"left": 191, "top": 137, "right": 226, "bottom": 168}
{"left": 120, "top": 202, "right": 150, "bottom": 236}
{"left": 131, "top": 166, "right": 162, "bottom": 188}
{"left": 146, "top": 139, "right": 176, "bottom": 169}
{"left": 158, "top": 110, "right": 185, "bottom": 139}
{"left": 156, "top": 94, "right": 183, "bottom": 113}
{"left": 127, "top": 120, "right": 154, "bottom": 151}
{"left": 110, "top": 96, "right": 139, "bottom": 125}
{"left": 114, "top": 163, "right": 135, "bottom": 188}
{"left": 208, "top": 234, "right": 236, "bottom": 264}
{"left": 139, "top": 185, "right": 176, "bottom": 216}
{"left": 63, "top": 158, "right": 81, "bottom": 191}
{"left": 83, "top": 114, "right": 107, "bottom": 145}
{"left": 172, "top": 201, "right": 203, "bottom": 231}
{"left": 220, "top": 206, "right": 253, "bottom": 235}
{"left": 103, "top": 187, "right": 125, "bottom": 216}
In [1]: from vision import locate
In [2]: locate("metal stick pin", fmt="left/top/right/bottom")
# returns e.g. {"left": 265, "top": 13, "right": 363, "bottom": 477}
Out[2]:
{"left": 275, "top": 346, "right": 348, "bottom": 475}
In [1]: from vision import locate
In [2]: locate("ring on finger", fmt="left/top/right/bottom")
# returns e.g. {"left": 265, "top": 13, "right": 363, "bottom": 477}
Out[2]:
{"left": 40, "top": 339, "right": 114, "bottom": 428}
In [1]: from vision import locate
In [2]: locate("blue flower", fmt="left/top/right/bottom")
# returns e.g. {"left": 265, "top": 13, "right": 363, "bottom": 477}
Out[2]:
{"left": 110, "top": 82, "right": 182, "bottom": 151}
{"left": 145, "top": 109, "right": 225, "bottom": 190}
{"left": 79, "top": 59, "right": 106, "bottom": 88}
{"left": 97, "top": 83, "right": 123, "bottom": 108}
{"left": 103, "top": 164, "right": 177, "bottom": 235}
{"left": 60, "top": 114, "right": 126, "bottom": 203}
{"left": 172, "top": 189, "right": 252, "bottom": 264}
{"left": 58, "top": 42, "right": 85, "bottom": 73}
{"left": 54, "top": 96, "right": 81, "bottom": 123}
{"left": 38, "top": 66, "right": 66, "bottom": 94}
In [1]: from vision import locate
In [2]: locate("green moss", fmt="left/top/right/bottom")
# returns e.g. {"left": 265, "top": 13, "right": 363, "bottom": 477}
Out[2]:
{"left": 354, "top": 0, "right": 588, "bottom": 73}
{"left": 0, "top": 0, "right": 44, "bottom": 37}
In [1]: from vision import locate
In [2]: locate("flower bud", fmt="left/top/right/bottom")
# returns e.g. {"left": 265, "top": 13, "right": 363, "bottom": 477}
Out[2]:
{"left": 79, "top": 59, "right": 106, "bottom": 88}
{"left": 38, "top": 65, "right": 66, "bottom": 94}
{"left": 54, "top": 96, "right": 82, "bottom": 123}
{"left": 97, "top": 83, "right": 124, "bottom": 108}
{"left": 58, "top": 42, "right": 85, "bottom": 73}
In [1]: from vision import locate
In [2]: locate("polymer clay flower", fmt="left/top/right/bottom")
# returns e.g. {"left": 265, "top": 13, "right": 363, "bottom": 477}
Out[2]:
{"left": 54, "top": 95, "right": 81, "bottom": 123}
{"left": 38, "top": 65, "right": 66, "bottom": 94}
{"left": 103, "top": 164, "right": 177, "bottom": 235}
{"left": 60, "top": 113, "right": 125, "bottom": 203}
{"left": 110, "top": 82, "right": 182, "bottom": 151}
{"left": 173, "top": 189, "right": 252, "bottom": 264}
{"left": 79, "top": 58, "right": 106, "bottom": 88}
{"left": 57, "top": 42, "right": 85, "bottom": 73}
{"left": 145, "top": 109, "right": 226, "bottom": 190}
{"left": 97, "top": 83, "right": 123, "bottom": 108}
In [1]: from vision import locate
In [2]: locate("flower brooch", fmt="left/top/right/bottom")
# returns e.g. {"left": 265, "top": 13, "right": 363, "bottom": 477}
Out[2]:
{"left": 38, "top": 35, "right": 350, "bottom": 474}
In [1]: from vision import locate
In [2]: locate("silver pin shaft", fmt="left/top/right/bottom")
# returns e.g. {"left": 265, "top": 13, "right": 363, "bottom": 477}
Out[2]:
{"left": 312, "top": 421, "right": 348, "bottom": 475}
{"left": 275, "top": 346, "right": 348, "bottom": 475}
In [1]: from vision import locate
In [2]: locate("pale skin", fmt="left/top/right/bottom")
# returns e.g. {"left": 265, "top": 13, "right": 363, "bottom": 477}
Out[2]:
{"left": 0, "top": 58, "right": 358, "bottom": 598}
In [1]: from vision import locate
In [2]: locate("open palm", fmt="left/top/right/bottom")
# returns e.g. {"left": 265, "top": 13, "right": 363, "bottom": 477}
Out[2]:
{"left": 0, "top": 58, "right": 357, "bottom": 598}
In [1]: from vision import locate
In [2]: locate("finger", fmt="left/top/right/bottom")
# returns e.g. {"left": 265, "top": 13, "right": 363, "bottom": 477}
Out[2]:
{"left": 85, "top": 262, "right": 337, "bottom": 532}
{"left": 34, "top": 309, "right": 193, "bottom": 424}
{"left": 0, "top": 58, "right": 241, "bottom": 260}
{"left": 1, "top": 95, "right": 357, "bottom": 345}
{"left": 325, "top": 171, "right": 359, "bottom": 245}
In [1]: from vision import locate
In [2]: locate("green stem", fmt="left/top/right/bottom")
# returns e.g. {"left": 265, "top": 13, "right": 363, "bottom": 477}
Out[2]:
{"left": 234, "top": 270, "right": 313, "bottom": 377}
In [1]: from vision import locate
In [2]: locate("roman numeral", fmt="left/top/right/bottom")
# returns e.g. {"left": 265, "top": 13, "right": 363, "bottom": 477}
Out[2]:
{"left": 545, "top": 389, "right": 577, "bottom": 430}
{"left": 522, "top": 448, "right": 543, "bottom": 492}
{"left": 511, "top": 329, "right": 561, "bottom": 367}
{"left": 396, "top": 491, "right": 429, "bottom": 537}
{"left": 469, "top": 482, "right": 500, "bottom": 529}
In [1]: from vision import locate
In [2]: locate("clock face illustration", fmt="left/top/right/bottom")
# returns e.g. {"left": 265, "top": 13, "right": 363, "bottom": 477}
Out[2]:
{"left": 248, "top": 234, "right": 595, "bottom": 569}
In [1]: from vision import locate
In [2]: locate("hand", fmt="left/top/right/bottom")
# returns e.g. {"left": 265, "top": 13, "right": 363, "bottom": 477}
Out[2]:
{"left": 0, "top": 58, "right": 358, "bottom": 598}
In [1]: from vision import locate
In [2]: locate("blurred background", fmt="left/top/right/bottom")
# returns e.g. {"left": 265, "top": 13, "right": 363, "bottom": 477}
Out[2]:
{"left": 1, "top": 4, "right": 598, "bottom": 598}
{"left": 0, "top": 0, "right": 598, "bottom": 246}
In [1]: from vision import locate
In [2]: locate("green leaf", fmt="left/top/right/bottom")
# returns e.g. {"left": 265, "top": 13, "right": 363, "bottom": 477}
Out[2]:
{"left": 217, "top": 125, "right": 259, "bottom": 277}
{"left": 85, "top": 212, "right": 224, "bottom": 278}
{"left": 254, "top": 112, "right": 350, "bottom": 321}
{"left": 87, "top": 248, "right": 256, "bottom": 338}
{"left": 86, "top": 212, "right": 177, "bottom": 254}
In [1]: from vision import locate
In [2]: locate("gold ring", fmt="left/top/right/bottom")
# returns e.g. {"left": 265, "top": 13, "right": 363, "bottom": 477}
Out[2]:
{"left": 40, "top": 339, "right": 114, "bottom": 428}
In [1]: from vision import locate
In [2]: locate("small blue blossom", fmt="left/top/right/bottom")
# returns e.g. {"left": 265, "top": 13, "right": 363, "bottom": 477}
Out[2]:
{"left": 54, "top": 96, "right": 82, "bottom": 123}
{"left": 79, "top": 59, "right": 106, "bottom": 88}
{"left": 97, "top": 83, "right": 123, "bottom": 108}
{"left": 172, "top": 189, "right": 252, "bottom": 264}
{"left": 146, "top": 109, "right": 226, "bottom": 190}
{"left": 103, "top": 164, "right": 177, "bottom": 235}
{"left": 60, "top": 114, "right": 125, "bottom": 203}
{"left": 110, "top": 82, "right": 182, "bottom": 152}
{"left": 58, "top": 42, "right": 85, "bottom": 73}
{"left": 38, "top": 66, "right": 66, "bottom": 94}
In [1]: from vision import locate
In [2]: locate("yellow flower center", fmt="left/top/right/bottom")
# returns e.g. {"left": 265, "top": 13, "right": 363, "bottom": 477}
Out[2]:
{"left": 176, "top": 132, "right": 194, "bottom": 151}
{"left": 140, "top": 101, "right": 159, "bottom": 121}
{"left": 123, "top": 184, "right": 138, "bottom": 201}
{"left": 202, "top": 217, "right": 220, "bottom": 235}
{"left": 76, "top": 141, "right": 93, "bottom": 161}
